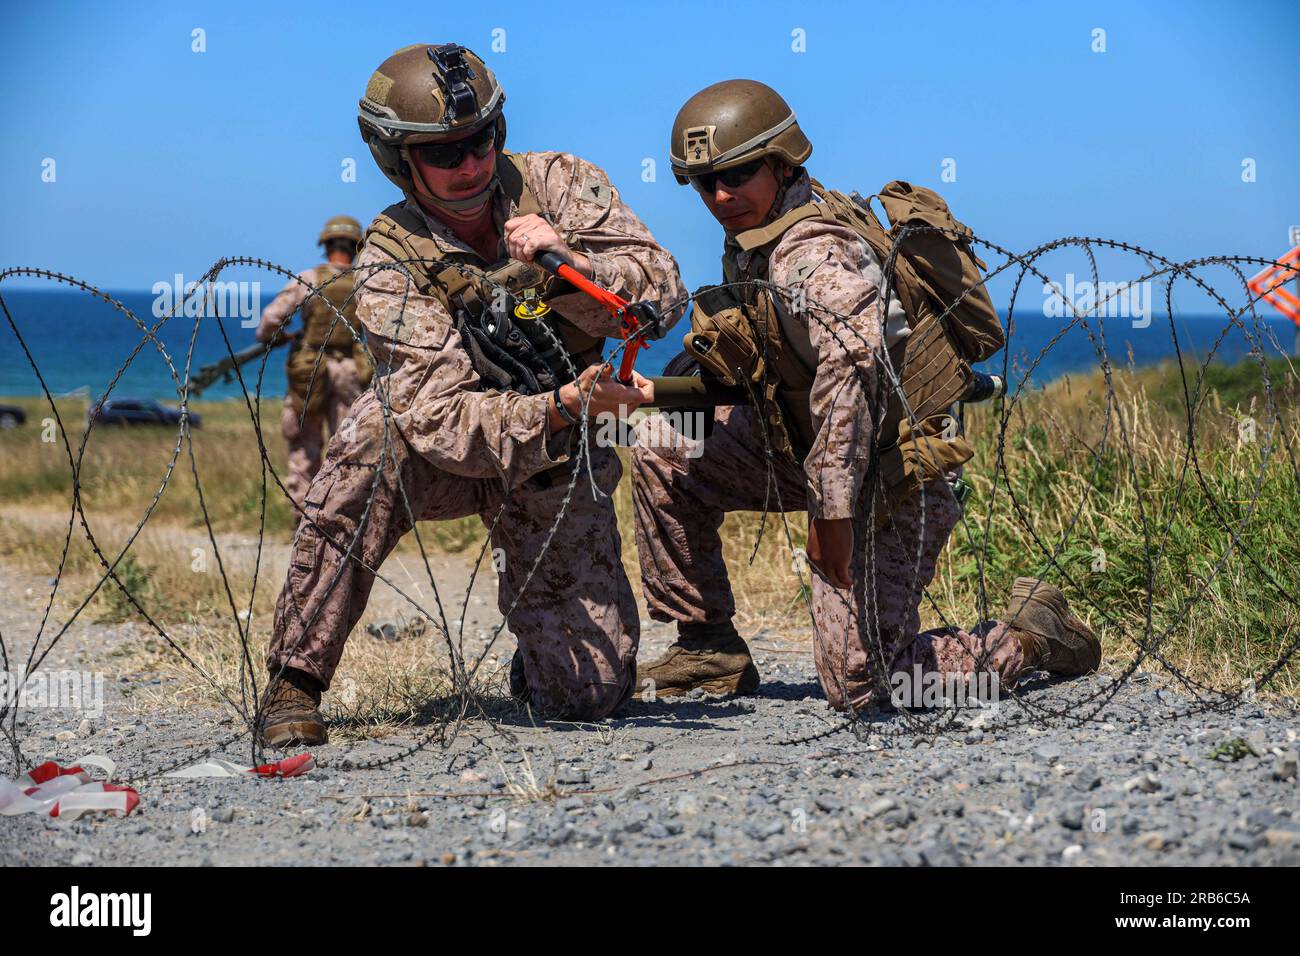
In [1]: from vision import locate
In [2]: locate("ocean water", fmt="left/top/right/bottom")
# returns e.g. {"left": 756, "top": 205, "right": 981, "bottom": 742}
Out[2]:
{"left": 0, "top": 288, "right": 1294, "bottom": 402}
{"left": 975, "top": 309, "right": 1298, "bottom": 387}
{"left": 0, "top": 290, "right": 288, "bottom": 403}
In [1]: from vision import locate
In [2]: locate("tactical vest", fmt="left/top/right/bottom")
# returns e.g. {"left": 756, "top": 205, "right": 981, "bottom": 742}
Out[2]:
{"left": 301, "top": 265, "right": 360, "bottom": 351}
{"left": 364, "top": 152, "right": 605, "bottom": 395}
{"left": 287, "top": 264, "right": 373, "bottom": 416}
{"left": 688, "top": 179, "right": 1004, "bottom": 519}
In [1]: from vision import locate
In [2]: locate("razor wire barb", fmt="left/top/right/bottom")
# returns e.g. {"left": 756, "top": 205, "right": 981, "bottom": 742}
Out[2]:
{"left": 0, "top": 229, "right": 1298, "bottom": 779}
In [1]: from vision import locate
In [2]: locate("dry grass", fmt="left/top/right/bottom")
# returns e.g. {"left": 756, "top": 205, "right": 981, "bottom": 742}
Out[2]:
{"left": 609, "top": 453, "right": 812, "bottom": 637}
{"left": 3, "top": 354, "right": 1298, "bottom": 712}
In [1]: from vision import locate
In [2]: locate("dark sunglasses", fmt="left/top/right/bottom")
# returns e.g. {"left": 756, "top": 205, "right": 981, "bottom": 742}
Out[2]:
{"left": 324, "top": 238, "right": 359, "bottom": 256}
{"left": 688, "top": 158, "right": 766, "bottom": 194}
{"left": 412, "top": 124, "right": 497, "bottom": 169}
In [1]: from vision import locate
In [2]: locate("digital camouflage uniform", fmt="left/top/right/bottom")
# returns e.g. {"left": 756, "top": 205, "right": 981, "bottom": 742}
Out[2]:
{"left": 632, "top": 170, "right": 1027, "bottom": 712}
{"left": 257, "top": 264, "right": 368, "bottom": 510}
{"left": 266, "top": 150, "right": 686, "bottom": 720}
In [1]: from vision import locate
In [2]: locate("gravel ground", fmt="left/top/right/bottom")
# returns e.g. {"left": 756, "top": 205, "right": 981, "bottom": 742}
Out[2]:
{"left": 3, "top": 559, "right": 1298, "bottom": 868}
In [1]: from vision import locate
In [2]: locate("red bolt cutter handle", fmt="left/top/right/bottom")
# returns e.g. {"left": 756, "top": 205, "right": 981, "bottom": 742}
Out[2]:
{"left": 534, "top": 251, "right": 660, "bottom": 384}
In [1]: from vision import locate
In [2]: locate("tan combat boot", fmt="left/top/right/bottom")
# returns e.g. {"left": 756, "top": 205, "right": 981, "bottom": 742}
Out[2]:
{"left": 257, "top": 668, "right": 328, "bottom": 747}
{"left": 1002, "top": 577, "right": 1102, "bottom": 676}
{"left": 637, "top": 621, "right": 760, "bottom": 699}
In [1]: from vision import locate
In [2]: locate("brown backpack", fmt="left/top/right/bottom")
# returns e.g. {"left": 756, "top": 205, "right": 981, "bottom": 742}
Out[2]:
{"left": 701, "top": 179, "right": 1004, "bottom": 519}
{"left": 866, "top": 180, "right": 1003, "bottom": 362}
{"left": 834, "top": 181, "right": 1004, "bottom": 515}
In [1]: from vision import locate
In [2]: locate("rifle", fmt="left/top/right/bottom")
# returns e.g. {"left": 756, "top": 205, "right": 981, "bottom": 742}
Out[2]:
{"left": 646, "top": 374, "right": 747, "bottom": 408}
{"left": 646, "top": 370, "right": 1003, "bottom": 408}
{"left": 185, "top": 333, "right": 298, "bottom": 397}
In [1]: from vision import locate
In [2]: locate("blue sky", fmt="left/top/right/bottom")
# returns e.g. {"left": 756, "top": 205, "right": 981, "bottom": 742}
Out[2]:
{"left": 2, "top": 0, "right": 1297, "bottom": 321}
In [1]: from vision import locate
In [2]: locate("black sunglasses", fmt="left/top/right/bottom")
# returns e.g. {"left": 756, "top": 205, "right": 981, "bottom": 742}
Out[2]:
{"left": 324, "top": 238, "right": 359, "bottom": 256}
{"left": 413, "top": 124, "right": 497, "bottom": 169}
{"left": 688, "top": 158, "right": 767, "bottom": 194}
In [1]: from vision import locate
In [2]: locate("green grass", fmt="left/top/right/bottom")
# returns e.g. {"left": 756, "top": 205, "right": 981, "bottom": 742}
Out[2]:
{"left": 1147, "top": 354, "right": 1300, "bottom": 416}
{"left": 97, "top": 550, "right": 152, "bottom": 623}
{"left": 948, "top": 358, "right": 1300, "bottom": 695}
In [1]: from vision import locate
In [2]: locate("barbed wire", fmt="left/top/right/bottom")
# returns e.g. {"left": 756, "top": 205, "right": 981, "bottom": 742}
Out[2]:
{"left": 0, "top": 230, "right": 1297, "bottom": 780}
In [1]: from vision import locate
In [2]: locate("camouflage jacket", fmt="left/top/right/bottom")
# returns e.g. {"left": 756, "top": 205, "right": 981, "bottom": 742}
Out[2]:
{"left": 724, "top": 169, "right": 906, "bottom": 520}
{"left": 353, "top": 150, "right": 686, "bottom": 488}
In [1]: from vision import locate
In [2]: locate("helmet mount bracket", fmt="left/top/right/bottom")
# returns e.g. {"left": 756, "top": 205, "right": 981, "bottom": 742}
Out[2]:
{"left": 428, "top": 44, "right": 480, "bottom": 122}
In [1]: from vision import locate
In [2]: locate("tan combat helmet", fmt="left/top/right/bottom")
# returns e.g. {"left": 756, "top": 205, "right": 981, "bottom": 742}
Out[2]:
{"left": 669, "top": 79, "right": 812, "bottom": 185}
{"left": 317, "top": 215, "right": 363, "bottom": 246}
{"left": 357, "top": 43, "right": 506, "bottom": 209}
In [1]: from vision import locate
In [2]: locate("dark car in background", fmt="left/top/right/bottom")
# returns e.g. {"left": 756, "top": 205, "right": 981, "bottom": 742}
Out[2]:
{"left": 88, "top": 398, "right": 201, "bottom": 428}
{"left": 0, "top": 404, "right": 27, "bottom": 429}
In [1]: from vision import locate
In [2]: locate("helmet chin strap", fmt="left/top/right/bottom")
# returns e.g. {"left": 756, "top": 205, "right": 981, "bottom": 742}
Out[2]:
{"left": 416, "top": 176, "right": 499, "bottom": 212}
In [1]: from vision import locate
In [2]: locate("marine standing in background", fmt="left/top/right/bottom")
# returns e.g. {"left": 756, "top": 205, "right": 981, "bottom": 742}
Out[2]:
{"left": 255, "top": 216, "right": 373, "bottom": 512}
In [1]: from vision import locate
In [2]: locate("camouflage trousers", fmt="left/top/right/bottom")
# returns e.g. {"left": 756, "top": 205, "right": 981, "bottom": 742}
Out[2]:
{"left": 266, "top": 386, "right": 639, "bottom": 721}
{"left": 631, "top": 404, "right": 1025, "bottom": 712}
{"left": 280, "top": 353, "right": 363, "bottom": 510}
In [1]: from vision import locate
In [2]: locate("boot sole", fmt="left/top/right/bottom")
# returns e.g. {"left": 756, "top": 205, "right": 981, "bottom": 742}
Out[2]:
{"left": 1008, "top": 578, "right": 1101, "bottom": 676}
{"left": 259, "top": 719, "right": 328, "bottom": 749}
{"left": 1051, "top": 621, "right": 1102, "bottom": 676}
{"left": 648, "top": 663, "right": 761, "bottom": 699}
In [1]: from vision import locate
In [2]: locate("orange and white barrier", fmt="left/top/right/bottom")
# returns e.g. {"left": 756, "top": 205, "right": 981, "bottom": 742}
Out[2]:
{"left": 1248, "top": 245, "right": 1300, "bottom": 325}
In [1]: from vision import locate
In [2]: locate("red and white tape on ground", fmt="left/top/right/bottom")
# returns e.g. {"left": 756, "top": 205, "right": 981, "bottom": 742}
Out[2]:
{"left": 1, "top": 752, "right": 314, "bottom": 821}
{"left": 0, "top": 755, "right": 139, "bottom": 821}
{"left": 163, "top": 753, "right": 315, "bottom": 778}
